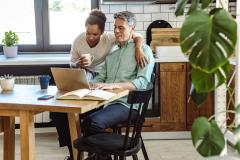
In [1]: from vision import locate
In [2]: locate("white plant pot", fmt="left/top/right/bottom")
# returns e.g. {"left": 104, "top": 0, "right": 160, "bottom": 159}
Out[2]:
{"left": 3, "top": 46, "right": 18, "bottom": 58}
{"left": 0, "top": 78, "right": 15, "bottom": 91}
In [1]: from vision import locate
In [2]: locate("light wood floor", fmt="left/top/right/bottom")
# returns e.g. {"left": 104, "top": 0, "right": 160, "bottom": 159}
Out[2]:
{"left": 0, "top": 131, "right": 238, "bottom": 160}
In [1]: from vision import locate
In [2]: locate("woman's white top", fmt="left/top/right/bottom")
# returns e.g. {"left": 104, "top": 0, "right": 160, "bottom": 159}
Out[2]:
{"left": 70, "top": 32, "right": 116, "bottom": 73}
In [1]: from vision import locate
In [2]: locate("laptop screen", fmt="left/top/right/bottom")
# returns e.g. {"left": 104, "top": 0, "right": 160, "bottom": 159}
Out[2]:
{"left": 51, "top": 67, "right": 90, "bottom": 91}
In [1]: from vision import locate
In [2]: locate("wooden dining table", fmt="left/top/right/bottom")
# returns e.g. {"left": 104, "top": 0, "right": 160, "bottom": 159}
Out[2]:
{"left": 0, "top": 85, "right": 128, "bottom": 160}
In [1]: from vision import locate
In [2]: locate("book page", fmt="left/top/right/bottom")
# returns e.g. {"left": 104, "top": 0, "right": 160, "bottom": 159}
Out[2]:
{"left": 86, "top": 90, "right": 116, "bottom": 100}
{"left": 58, "top": 89, "right": 91, "bottom": 99}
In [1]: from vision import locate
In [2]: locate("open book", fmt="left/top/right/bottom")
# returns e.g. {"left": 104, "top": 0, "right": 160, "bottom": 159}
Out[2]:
{"left": 57, "top": 89, "right": 116, "bottom": 101}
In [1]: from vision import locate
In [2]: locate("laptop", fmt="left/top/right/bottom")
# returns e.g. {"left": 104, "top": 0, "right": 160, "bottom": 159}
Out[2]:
{"left": 51, "top": 67, "right": 90, "bottom": 91}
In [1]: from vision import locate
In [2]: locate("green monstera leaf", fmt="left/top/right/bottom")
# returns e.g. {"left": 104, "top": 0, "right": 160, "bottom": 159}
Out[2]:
{"left": 190, "top": 87, "right": 208, "bottom": 106}
{"left": 175, "top": 0, "right": 188, "bottom": 16}
{"left": 175, "top": 0, "right": 238, "bottom": 157}
{"left": 192, "top": 117, "right": 225, "bottom": 157}
{"left": 191, "top": 61, "right": 231, "bottom": 93}
{"left": 201, "top": 0, "right": 213, "bottom": 9}
{"left": 191, "top": 68, "right": 215, "bottom": 92}
{"left": 188, "top": 0, "right": 199, "bottom": 15}
{"left": 180, "top": 9, "right": 236, "bottom": 73}
{"left": 175, "top": 0, "right": 213, "bottom": 16}
{"left": 190, "top": 62, "right": 231, "bottom": 104}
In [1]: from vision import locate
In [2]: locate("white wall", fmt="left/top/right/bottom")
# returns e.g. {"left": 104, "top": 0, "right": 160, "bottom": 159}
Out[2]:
{"left": 99, "top": 2, "right": 236, "bottom": 41}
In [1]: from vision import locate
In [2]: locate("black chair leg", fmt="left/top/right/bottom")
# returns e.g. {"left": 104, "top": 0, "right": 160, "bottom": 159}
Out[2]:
{"left": 114, "top": 155, "right": 118, "bottom": 160}
{"left": 95, "top": 154, "right": 98, "bottom": 160}
{"left": 85, "top": 153, "right": 96, "bottom": 160}
{"left": 119, "top": 156, "right": 126, "bottom": 160}
{"left": 132, "top": 154, "right": 138, "bottom": 160}
{"left": 117, "top": 127, "right": 122, "bottom": 134}
{"left": 140, "top": 135, "right": 149, "bottom": 160}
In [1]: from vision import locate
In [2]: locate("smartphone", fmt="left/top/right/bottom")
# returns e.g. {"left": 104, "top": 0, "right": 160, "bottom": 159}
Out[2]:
{"left": 37, "top": 95, "right": 54, "bottom": 100}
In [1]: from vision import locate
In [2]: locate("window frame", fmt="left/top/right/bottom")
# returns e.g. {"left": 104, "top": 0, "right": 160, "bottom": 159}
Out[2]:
{"left": 0, "top": 0, "right": 99, "bottom": 53}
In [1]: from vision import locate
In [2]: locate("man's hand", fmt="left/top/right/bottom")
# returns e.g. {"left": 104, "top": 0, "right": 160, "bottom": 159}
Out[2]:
{"left": 135, "top": 48, "right": 148, "bottom": 68}
{"left": 90, "top": 82, "right": 104, "bottom": 89}
{"left": 90, "top": 83, "right": 121, "bottom": 90}
{"left": 101, "top": 83, "right": 121, "bottom": 90}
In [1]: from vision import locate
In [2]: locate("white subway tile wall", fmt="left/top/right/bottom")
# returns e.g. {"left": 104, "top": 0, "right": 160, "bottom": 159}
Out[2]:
{"left": 160, "top": 4, "right": 176, "bottom": 13}
{"left": 127, "top": 4, "right": 144, "bottom": 13}
{"left": 152, "top": 13, "right": 168, "bottom": 21}
{"left": 136, "top": 21, "right": 144, "bottom": 30}
{"left": 100, "top": 2, "right": 236, "bottom": 42}
{"left": 135, "top": 13, "right": 152, "bottom": 22}
{"left": 143, "top": 21, "right": 152, "bottom": 30}
{"left": 105, "top": 14, "right": 114, "bottom": 22}
{"left": 109, "top": 4, "right": 127, "bottom": 13}
{"left": 144, "top": 5, "right": 161, "bottom": 13}
{"left": 105, "top": 22, "right": 110, "bottom": 31}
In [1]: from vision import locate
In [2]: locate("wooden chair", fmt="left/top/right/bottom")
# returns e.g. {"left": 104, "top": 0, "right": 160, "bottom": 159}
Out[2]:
{"left": 111, "top": 74, "right": 155, "bottom": 160}
{"left": 73, "top": 83, "right": 153, "bottom": 160}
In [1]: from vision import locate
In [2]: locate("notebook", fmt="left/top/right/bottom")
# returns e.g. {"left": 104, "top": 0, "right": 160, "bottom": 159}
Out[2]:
{"left": 51, "top": 67, "right": 90, "bottom": 91}
{"left": 57, "top": 88, "right": 116, "bottom": 101}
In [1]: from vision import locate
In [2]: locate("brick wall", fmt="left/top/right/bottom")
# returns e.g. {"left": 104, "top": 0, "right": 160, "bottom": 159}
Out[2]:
{"left": 99, "top": 2, "right": 236, "bottom": 41}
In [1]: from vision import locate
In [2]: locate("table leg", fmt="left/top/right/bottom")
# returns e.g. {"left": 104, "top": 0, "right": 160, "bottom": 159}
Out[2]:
{"left": 3, "top": 116, "right": 15, "bottom": 160}
{"left": 68, "top": 113, "right": 82, "bottom": 160}
{"left": 20, "top": 111, "right": 35, "bottom": 160}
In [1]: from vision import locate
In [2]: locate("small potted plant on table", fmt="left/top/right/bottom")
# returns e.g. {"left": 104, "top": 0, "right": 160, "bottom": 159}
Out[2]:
{"left": 0, "top": 74, "right": 15, "bottom": 91}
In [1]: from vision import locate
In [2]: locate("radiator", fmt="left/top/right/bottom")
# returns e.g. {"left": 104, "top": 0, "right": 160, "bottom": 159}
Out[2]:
{"left": 15, "top": 76, "right": 51, "bottom": 124}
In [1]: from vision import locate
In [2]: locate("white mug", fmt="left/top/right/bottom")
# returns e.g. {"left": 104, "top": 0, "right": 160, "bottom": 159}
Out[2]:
{"left": 80, "top": 53, "right": 94, "bottom": 66}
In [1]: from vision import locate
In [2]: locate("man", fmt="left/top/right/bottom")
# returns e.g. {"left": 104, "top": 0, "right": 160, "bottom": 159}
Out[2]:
{"left": 51, "top": 9, "right": 148, "bottom": 160}
{"left": 82, "top": 10, "right": 154, "bottom": 140}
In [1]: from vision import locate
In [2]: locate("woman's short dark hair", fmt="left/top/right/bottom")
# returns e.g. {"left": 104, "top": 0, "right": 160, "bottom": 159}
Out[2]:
{"left": 85, "top": 9, "right": 106, "bottom": 33}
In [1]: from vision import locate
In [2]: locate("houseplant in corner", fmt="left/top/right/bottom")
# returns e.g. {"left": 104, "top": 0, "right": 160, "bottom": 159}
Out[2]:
{"left": 174, "top": 0, "right": 240, "bottom": 157}
{"left": 2, "top": 30, "right": 19, "bottom": 58}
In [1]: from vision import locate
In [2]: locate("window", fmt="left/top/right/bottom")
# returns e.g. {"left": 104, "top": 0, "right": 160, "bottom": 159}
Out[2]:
{"left": 0, "top": 0, "right": 98, "bottom": 52}
{"left": 0, "top": 0, "right": 36, "bottom": 45}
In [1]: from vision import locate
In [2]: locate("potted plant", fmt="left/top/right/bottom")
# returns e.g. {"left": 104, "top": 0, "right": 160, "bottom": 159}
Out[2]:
{"left": 2, "top": 30, "right": 19, "bottom": 58}
{"left": 174, "top": 0, "right": 240, "bottom": 157}
{"left": 0, "top": 74, "right": 15, "bottom": 91}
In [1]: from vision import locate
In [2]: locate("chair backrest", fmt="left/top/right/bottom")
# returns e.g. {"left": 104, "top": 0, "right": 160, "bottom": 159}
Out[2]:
{"left": 151, "top": 73, "right": 155, "bottom": 83}
{"left": 123, "top": 83, "right": 153, "bottom": 149}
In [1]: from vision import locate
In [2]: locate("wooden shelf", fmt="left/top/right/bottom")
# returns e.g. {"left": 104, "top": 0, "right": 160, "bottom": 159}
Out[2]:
{"left": 150, "top": 28, "right": 180, "bottom": 52}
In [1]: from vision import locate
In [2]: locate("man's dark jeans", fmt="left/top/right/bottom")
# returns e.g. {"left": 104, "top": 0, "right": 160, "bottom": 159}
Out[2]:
{"left": 82, "top": 103, "right": 137, "bottom": 136}
{"left": 82, "top": 103, "right": 137, "bottom": 160}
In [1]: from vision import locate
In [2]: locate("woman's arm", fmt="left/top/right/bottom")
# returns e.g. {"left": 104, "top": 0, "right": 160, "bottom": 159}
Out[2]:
{"left": 132, "top": 32, "right": 148, "bottom": 68}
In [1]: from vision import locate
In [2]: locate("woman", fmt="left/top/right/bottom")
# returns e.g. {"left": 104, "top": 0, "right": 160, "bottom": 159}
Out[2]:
{"left": 70, "top": 9, "right": 147, "bottom": 79}
{"left": 51, "top": 9, "right": 147, "bottom": 160}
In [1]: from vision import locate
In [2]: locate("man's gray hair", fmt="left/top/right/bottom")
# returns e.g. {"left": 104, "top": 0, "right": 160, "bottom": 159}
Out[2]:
{"left": 113, "top": 11, "right": 136, "bottom": 27}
